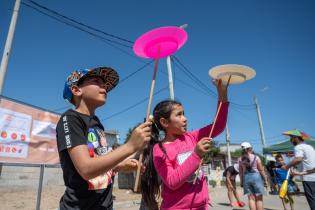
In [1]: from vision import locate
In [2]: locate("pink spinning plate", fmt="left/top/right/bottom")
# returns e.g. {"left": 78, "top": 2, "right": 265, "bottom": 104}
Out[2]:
{"left": 133, "top": 26, "right": 188, "bottom": 59}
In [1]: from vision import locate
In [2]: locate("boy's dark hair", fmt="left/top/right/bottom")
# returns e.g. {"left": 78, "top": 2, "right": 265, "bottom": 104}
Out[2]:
{"left": 275, "top": 154, "right": 283, "bottom": 161}
{"left": 141, "top": 99, "right": 182, "bottom": 210}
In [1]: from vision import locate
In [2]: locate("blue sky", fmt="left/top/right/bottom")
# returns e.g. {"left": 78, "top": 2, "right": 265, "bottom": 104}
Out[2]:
{"left": 1, "top": 0, "right": 314, "bottom": 152}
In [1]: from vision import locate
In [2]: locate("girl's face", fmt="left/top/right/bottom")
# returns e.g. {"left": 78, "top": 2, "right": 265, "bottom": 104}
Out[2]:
{"left": 163, "top": 104, "right": 187, "bottom": 135}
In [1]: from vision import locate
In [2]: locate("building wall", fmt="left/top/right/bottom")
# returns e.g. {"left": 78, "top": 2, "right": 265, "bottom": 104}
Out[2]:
{"left": 0, "top": 132, "right": 119, "bottom": 190}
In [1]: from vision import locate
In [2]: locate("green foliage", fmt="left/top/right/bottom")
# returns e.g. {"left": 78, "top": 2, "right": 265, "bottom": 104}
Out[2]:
{"left": 124, "top": 128, "right": 133, "bottom": 144}
{"left": 203, "top": 140, "right": 220, "bottom": 164}
{"left": 124, "top": 122, "right": 142, "bottom": 144}
{"left": 230, "top": 149, "right": 243, "bottom": 158}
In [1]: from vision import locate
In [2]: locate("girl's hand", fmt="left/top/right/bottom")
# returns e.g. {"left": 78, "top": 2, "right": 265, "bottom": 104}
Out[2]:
{"left": 195, "top": 137, "right": 212, "bottom": 158}
{"left": 116, "top": 159, "right": 140, "bottom": 172}
{"left": 213, "top": 79, "right": 228, "bottom": 102}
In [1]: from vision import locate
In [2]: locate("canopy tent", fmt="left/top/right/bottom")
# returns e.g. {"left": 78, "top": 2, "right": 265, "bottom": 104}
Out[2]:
{"left": 263, "top": 140, "right": 315, "bottom": 154}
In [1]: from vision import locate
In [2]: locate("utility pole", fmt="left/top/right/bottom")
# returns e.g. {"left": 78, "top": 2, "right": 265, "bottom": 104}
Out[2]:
{"left": 254, "top": 96, "right": 266, "bottom": 148}
{"left": 0, "top": 0, "right": 21, "bottom": 95}
{"left": 0, "top": 0, "right": 21, "bottom": 177}
{"left": 166, "top": 24, "right": 188, "bottom": 100}
{"left": 166, "top": 56, "right": 175, "bottom": 99}
{"left": 226, "top": 125, "right": 232, "bottom": 166}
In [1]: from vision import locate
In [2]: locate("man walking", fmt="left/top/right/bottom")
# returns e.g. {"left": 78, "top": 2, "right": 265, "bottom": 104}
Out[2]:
{"left": 282, "top": 129, "right": 315, "bottom": 210}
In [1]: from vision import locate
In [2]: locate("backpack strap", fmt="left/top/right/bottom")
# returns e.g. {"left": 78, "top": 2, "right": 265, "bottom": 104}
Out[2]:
{"left": 250, "top": 155, "right": 257, "bottom": 168}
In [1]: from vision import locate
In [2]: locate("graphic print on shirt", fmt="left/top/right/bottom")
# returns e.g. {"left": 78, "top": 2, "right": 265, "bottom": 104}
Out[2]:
{"left": 87, "top": 127, "right": 113, "bottom": 190}
{"left": 177, "top": 151, "right": 203, "bottom": 183}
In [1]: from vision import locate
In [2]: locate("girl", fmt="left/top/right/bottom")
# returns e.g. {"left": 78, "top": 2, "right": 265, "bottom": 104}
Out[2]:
{"left": 239, "top": 142, "right": 268, "bottom": 210}
{"left": 141, "top": 79, "right": 229, "bottom": 210}
{"left": 223, "top": 164, "right": 245, "bottom": 207}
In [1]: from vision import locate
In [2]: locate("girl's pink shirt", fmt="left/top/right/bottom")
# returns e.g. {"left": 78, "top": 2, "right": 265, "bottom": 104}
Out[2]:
{"left": 153, "top": 102, "right": 229, "bottom": 210}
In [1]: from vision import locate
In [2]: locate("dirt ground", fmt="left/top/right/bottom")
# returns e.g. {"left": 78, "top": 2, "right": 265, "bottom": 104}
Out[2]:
{"left": 0, "top": 187, "right": 141, "bottom": 210}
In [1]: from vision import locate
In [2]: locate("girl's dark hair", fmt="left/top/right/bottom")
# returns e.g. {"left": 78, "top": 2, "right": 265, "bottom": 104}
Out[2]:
{"left": 141, "top": 100, "right": 182, "bottom": 210}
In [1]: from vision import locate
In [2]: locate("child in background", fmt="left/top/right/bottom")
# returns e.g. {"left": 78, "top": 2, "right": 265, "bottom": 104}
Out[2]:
{"left": 274, "top": 154, "right": 295, "bottom": 210}
{"left": 223, "top": 164, "right": 245, "bottom": 207}
{"left": 141, "top": 79, "right": 229, "bottom": 210}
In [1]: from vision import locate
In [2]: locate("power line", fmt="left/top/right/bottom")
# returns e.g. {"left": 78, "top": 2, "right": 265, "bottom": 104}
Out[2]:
{"left": 25, "top": 0, "right": 134, "bottom": 44}
{"left": 172, "top": 56, "right": 217, "bottom": 98}
{"left": 21, "top": 2, "right": 132, "bottom": 48}
{"left": 21, "top": 0, "right": 149, "bottom": 64}
{"left": 101, "top": 87, "right": 168, "bottom": 121}
{"left": 172, "top": 56, "right": 256, "bottom": 109}
{"left": 21, "top": 1, "right": 258, "bottom": 122}
{"left": 119, "top": 60, "right": 153, "bottom": 85}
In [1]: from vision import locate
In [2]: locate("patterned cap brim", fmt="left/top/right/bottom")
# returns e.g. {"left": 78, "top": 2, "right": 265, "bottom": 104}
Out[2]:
{"left": 81, "top": 67, "right": 119, "bottom": 93}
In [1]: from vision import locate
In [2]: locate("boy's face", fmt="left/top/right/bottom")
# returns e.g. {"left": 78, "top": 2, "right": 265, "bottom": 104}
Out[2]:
{"left": 276, "top": 157, "right": 285, "bottom": 166}
{"left": 74, "top": 76, "right": 107, "bottom": 106}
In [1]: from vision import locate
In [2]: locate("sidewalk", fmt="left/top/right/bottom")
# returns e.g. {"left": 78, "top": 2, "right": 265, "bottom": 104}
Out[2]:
{"left": 113, "top": 184, "right": 309, "bottom": 210}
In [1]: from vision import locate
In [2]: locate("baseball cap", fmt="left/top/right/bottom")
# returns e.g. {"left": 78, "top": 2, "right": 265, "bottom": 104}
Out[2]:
{"left": 241, "top": 142, "right": 252, "bottom": 149}
{"left": 63, "top": 66, "right": 119, "bottom": 103}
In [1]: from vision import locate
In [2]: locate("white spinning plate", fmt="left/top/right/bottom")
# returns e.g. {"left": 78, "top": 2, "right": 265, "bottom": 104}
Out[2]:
{"left": 208, "top": 64, "right": 256, "bottom": 85}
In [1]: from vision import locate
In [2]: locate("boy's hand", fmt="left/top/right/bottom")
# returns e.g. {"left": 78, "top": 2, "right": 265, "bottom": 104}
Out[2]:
{"left": 213, "top": 79, "right": 228, "bottom": 102}
{"left": 195, "top": 137, "right": 212, "bottom": 158}
{"left": 127, "top": 121, "right": 152, "bottom": 152}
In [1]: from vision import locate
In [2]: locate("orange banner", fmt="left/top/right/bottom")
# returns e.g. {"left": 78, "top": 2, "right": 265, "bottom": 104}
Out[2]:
{"left": 0, "top": 97, "right": 60, "bottom": 164}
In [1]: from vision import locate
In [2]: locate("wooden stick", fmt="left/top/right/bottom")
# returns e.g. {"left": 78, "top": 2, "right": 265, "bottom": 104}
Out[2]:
{"left": 192, "top": 77, "right": 231, "bottom": 184}
{"left": 226, "top": 75, "right": 232, "bottom": 90}
{"left": 133, "top": 56, "right": 160, "bottom": 192}
{"left": 193, "top": 101, "right": 223, "bottom": 184}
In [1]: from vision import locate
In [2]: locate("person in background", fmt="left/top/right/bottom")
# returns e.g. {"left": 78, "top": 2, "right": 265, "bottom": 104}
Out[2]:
{"left": 223, "top": 163, "right": 245, "bottom": 207}
{"left": 266, "top": 159, "right": 278, "bottom": 194}
{"left": 282, "top": 129, "right": 315, "bottom": 210}
{"left": 274, "top": 154, "right": 295, "bottom": 210}
{"left": 239, "top": 142, "right": 268, "bottom": 210}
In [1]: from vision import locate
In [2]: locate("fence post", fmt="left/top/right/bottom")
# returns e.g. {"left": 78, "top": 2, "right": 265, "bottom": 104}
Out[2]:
{"left": 36, "top": 164, "right": 45, "bottom": 210}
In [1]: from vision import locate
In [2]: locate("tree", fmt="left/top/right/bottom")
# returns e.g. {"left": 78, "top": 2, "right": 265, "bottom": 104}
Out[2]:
{"left": 203, "top": 140, "right": 220, "bottom": 164}
{"left": 230, "top": 149, "right": 243, "bottom": 158}
{"left": 124, "top": 123, "right": 141, "bottom": 144}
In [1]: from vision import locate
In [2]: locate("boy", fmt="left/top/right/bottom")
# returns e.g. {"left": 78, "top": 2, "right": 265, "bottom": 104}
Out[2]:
{"left": 56, "top": 67, "right": 152, "bottom": 210}
{"left": 274, "top": 154, "right": 295, "bottom": 210}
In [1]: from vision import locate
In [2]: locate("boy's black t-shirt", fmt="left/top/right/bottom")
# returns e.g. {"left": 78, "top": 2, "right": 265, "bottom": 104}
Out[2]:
{"left": 56, "top": 109, "right": 113, "bottom": 210}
